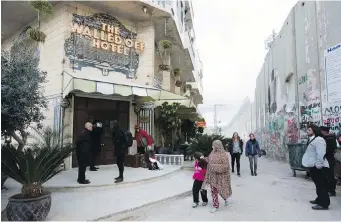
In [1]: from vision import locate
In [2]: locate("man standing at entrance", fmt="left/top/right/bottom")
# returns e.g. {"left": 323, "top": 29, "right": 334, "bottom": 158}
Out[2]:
{"left": 112, "top": 121, "right": 127, "bottom": 183}
{"left": 90, "top": 120, "right": 103, "bottom": 171}
{"left": 76, "top": 122, "right": 93, "bottom": 184}
{"left": 320, "top": 126, "right": 337, "bottom": 197}
{"left": 135, "top": 124, "right": 153, "bottom": 154}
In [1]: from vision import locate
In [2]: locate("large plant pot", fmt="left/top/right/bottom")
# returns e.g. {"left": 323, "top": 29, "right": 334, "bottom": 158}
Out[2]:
{"left": 6, "top": 191, "right": 51, "bottom": 221}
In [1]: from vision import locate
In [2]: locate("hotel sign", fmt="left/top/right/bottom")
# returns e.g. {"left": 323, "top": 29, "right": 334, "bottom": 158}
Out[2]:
{"left": 65, "top": 13, "right": 144, "bottom": 78}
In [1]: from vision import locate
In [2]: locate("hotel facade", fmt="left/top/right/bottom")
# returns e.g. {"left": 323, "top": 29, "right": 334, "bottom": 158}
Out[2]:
{"left": 1, "top": 0, "right": 204, "bottom": 169}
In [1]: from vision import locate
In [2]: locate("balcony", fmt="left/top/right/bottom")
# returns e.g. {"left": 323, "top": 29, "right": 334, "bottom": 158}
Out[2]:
{"left": 183, "top": 30, "right": 195, "bottom": 70}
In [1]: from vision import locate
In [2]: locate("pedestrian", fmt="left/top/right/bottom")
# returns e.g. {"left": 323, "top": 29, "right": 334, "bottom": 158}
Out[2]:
{"left": 135, "top": 124, "right": 153, "bottom": 155}
{"left": 112, "top": 120, "right": 127, "bottom": 183}
{"left": 89, "top": 120, "right": 103, "bottom": 171}
{"left": 203, "top": 140, "right": 232, "bottom": 213}
{"left": 245, "top": 133, "right": 261, "bottom": 176}
{"left": 337, "top": 134, "right": 341, "bottom": 148}
{"left": 302, "top": 124, "right": 330, "bottom": 210}
{"left": 320, "top": 126, "right": 337, "bottom": 197}
{"left": 229, "top": 132, "right": 243, "bottom": 176}
{"left": 76, "top": 122, "right": 93, "bottom": 184}
{"left": 192, "top": 152, "right": 208, "bottom": 208}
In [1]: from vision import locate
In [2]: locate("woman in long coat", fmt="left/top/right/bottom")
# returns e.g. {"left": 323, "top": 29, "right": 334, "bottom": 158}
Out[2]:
{"left": 203, "top": 140, "right": 232, "bottom": 213}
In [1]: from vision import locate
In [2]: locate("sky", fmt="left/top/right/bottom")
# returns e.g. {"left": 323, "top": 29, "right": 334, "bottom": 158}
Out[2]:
{"left": 192, "top": 0, "right": 298, "bottom": 127}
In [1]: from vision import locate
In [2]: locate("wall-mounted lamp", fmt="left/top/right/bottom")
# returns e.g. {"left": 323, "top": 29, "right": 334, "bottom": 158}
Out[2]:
{"left": 142, "top": 6, "right": 148, "bottom": 13}
{"left": 60, "top": 98, "right": 71, "bottom": 108}
{"left": 132, "top": 100, "right": 141, "bottom": 114}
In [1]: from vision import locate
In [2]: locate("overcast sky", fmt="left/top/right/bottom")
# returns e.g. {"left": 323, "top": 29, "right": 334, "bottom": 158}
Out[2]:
{"left": 192, "top": 0, "right": 298, "bottom": 127}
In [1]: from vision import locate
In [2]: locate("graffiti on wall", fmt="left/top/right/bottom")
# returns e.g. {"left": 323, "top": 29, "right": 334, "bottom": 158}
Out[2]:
{"left": 323, "top": 102, "right": 341, "bottom": 135}
{"left": 299, "top": 69, "right": 322, "bottom": 139}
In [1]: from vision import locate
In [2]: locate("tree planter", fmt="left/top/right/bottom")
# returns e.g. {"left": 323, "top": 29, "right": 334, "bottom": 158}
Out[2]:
{"left": 175, "top": 80, "right": 183, "bottom": 87}
{"left": 173, "top": 68, "right": 181, "bottom": 77}
{"left": 158, "top": 40, "right": 172, "bottom": 50}
{"left": 6, "top": 191, "right": 51, "bottom": 221}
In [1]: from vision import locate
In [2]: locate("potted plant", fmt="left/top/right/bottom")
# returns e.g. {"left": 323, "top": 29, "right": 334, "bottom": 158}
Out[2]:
{"left": 26, "top": 0, "right": 52, "bottom": 43}
{"left": 175, "top": 80, "right": 183, "bottom": 87}
{"left": 185, "top": 84, "right": 192, "bottom": 91}
{"left": 159, "top": 64, "right": 170, "bottom": 71}
{"left": 1, "top": 126, "right": 73, "bottom": 221}
{"left": 186, "top": 134, "right": 231, "bottom": 157}
{"left": 158, "top": 39, "right": 172, "bottom": 50}
{"left": 173, "top": 68, "right": 182, "bottom": 77}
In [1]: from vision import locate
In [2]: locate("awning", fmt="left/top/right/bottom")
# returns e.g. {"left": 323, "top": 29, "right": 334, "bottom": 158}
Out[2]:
{"left": 62, "top": 72, "right": 197, "bottom": 109}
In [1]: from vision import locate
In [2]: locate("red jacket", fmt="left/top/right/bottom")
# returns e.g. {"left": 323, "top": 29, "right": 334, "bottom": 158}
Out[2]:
{"left": 135, "top": 129, "right": 152, "bottom": 147}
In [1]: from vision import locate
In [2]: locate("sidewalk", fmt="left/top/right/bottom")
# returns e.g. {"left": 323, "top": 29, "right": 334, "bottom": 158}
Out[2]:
{"left": 46, "top": 170, "right": 192, "bottom": 221}
{"left": 1, "top": 165, "right": 181, "bottom": 213}
{"left": 106, "top": 156, "right": 341, "bottom": 221}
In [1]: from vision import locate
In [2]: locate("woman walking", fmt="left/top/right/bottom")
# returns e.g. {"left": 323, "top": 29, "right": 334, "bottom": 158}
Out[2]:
{"left": 203, "top": 140, "right": 232, "bottom": 213}
{"left": 245, "top": 133, "right": 260, "bottom": 176}
{"left": 229, "top": 132, "right": 243, "bottom": 176}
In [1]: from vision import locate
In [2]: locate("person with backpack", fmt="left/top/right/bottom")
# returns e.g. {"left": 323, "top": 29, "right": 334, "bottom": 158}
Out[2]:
{"left": 320, "top": 126, "right": 337, "bottom": 197}
{"left": 135, "top": 124, "right": 153, "bottom": 154}
{"left": 112, "top": 120, "right": 132, "bottom": 183}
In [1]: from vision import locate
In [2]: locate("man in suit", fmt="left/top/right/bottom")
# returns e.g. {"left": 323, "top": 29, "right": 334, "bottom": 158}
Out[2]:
{"left": 320, "top": 126, "right": 337, "bottom": 197}
{"left": 76, "top": 122, "right": 93, "bottom": 184}
{"left": 90, "top": 120, "right": 103, "bottom": 171}
{"left": 112, "top": 121, "right": 127, "bottom": 183}
{"left": 302, "top": 124, "right": 330, "bottom": 210}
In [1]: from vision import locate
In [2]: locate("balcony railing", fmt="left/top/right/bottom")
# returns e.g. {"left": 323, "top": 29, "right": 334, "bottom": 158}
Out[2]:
{"left": 148, "top": 0, "right": 171, "bottom": 9}
{"left": 155, "top": 154, "right": 184, "bottom": 166}
{"left": 153, "top": 76, "right": 162, "bottom": 89}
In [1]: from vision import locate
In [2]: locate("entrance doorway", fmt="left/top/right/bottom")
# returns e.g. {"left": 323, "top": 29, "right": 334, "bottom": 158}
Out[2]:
{"left": 72, "top": 96, "right": 129, "bottom": 167}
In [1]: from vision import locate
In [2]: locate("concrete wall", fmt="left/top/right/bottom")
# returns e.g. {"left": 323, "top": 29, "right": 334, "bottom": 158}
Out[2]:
{"left": 227, "top": 1, "right": 341, "bottom": 161}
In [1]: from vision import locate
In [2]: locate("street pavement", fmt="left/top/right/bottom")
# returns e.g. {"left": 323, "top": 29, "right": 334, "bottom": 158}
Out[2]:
{"left": 107, "top": 156, "right": 341, "bottom": 221}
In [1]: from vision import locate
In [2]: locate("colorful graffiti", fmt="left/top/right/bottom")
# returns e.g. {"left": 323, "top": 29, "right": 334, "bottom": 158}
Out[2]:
{"left": 322, "top": 102, "right": 341, "bottom": 136}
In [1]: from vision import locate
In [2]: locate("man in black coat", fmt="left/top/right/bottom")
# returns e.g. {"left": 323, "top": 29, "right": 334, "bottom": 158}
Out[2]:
{"left": 320, "top": 126, "right": 337, "bottom": 196}
{"left": 112, "top": 121, "right": 127, "bottom": 183}
{"left": 90, "top": 120, "right": 103, "bottom": 171}
{"left": 76, "top": 122, "right": 93, "bottom": 184}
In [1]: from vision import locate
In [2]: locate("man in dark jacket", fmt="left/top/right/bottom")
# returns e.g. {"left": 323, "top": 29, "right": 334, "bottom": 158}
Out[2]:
{"left": 321, "top": 126, "right": 337, "bottom": 196}
{"left": 112, "top": 121, "right": 127, "bottom": 183}
{"left": 90, "top": 120, "right": 103, "bottom": 171}
{"left": 245, "top": 133, "right": 261, "bottom": 176}
{"left": 76, "top": 122, "right": 93, "bottom": 184}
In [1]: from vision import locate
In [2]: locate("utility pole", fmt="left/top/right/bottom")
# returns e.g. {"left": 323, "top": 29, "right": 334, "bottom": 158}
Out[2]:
{"left": 214, "top": 104, "right": 228, "bottom": 134}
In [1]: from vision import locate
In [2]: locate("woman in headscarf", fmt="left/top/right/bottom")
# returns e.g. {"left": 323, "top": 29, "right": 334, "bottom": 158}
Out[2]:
{"left": 203, "top": 140, "right": 232, "bottom": 213}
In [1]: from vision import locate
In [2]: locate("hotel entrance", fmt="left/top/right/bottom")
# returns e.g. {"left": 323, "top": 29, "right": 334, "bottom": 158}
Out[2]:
{"left": 72, "top": 96, "right": 129, "bottom": 167}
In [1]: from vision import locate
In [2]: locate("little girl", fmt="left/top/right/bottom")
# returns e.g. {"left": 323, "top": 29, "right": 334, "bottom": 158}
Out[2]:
{"left": 192, "top": 152, "right": 208, "bottom": 208}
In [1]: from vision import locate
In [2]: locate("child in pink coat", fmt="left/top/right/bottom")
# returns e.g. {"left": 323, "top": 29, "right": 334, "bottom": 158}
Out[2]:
{"left": 192, "top": 152, "right": 208, "bottom": 208}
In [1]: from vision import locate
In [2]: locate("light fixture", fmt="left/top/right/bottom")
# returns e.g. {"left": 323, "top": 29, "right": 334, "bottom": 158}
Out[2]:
{"left": 132, "top": 100, "right": 141, "bottom": 114}
{"left": 60, "top": 98, "right": 71, "bottom": 108}
{"left": 142, "top": 6, "right": 148, "bottom": 13}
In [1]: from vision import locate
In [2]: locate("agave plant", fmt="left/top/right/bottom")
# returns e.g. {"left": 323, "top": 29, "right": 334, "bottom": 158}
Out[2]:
{"left": 1, "top": 126, "right": 73, "bottom": 197}
{"left": 187, "top": 134, "right": 232, "bottom": 157}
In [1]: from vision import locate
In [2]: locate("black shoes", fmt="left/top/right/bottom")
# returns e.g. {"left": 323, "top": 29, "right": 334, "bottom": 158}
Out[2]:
{"left": 309, "top": 200, "right": 318, "bottom": 204}
{"left": 115, "top": 177, "right": 124, "bottom": 183}
{"left": 90, "top": 167, "right": 99, "bottom": 171}
{"left": 254, "top": 172, "right": 257, "bottom": 176}
{"left": 77, "top": 179, "right": 90, "bottom": 184}
{"left": 232, "top": 169, "right": 234, "bottom": 173}
{"left": 251, "top": 171, "right": 254, "bottom": 176}
{"left": 237, "top": 172, "right": 241, "bottom": 176}
{"left": 312, "top": 205, "right": 328, "bottom": 210}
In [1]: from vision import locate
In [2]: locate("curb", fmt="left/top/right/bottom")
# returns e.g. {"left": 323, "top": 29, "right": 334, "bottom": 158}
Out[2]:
{"left": 92, "top": 190, "right": 192, "bottom": 221}
{"left": 45, "top": 167, "right": 183, "bottom": 192}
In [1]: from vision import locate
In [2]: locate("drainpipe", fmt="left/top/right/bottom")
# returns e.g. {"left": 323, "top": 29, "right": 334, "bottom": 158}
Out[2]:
{"left": 292, "top": 9, "right": 301, "bottom": 141}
